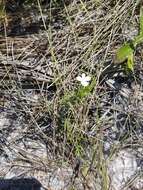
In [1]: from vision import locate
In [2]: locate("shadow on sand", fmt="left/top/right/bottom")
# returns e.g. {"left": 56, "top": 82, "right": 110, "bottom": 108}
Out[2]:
{"left": 0, "top": 178, "right": 45, "bottom": 190}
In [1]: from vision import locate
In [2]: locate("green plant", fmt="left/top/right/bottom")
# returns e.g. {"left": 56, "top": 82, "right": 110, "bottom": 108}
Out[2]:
{"left": 115, "top": 6, "right": 143, "bottom": 71}
{"left": 61, "top": 76, "right": 96, "bottom": 106}
{"left": 60, "top": 76, "right": 96, "bottom": 157}
{"left": 0, "top": 0, "right": 6, "bottom": 19}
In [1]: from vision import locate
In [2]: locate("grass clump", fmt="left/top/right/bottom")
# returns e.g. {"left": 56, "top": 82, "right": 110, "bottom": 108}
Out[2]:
{"left": 0, "top": 0, "right": 143, "bottom": 190}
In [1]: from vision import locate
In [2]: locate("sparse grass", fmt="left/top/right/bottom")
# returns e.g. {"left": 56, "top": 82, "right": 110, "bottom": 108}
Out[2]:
{"left": 0, "top": 0, "right": 143, "bottom": 189}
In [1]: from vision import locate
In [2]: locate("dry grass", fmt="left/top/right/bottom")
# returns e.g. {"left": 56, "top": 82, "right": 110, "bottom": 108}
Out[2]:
{"left": 0, "top": 0, "right": 143, "bottom": 189}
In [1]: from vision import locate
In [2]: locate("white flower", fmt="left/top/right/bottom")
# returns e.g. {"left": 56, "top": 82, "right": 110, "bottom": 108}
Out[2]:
{"left": 76, "top": 73, "right": 91, "bottom": 87}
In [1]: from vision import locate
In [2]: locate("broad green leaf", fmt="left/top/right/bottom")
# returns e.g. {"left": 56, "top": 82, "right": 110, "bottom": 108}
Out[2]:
{"left": 115, "top": 42, "right": 134, "bottom": 64}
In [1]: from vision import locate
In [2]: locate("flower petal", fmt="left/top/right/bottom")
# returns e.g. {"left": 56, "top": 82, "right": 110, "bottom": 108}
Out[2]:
{"left": 85, "top": 76, "right": 91, "bottom": 81}
{"left": 81, "top": 81, "right": 89, "bottom": 87}
{"left": 81, "top": 73, "right": 86, "bottom": 78}
{"left": 76, "top": 76, "right": 82, "bottom": 81}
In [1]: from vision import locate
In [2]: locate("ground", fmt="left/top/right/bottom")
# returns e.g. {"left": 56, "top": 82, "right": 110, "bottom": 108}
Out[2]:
{"left": 0, "top": 0, "right": 143, "bottom": 190}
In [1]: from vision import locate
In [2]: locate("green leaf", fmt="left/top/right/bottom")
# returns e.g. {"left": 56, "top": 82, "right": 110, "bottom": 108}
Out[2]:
{"left": 127, "top": 53, "right": 134, "bottom": 71}
{"left": 115, "top": 42, "right": 134, "bottom": 64}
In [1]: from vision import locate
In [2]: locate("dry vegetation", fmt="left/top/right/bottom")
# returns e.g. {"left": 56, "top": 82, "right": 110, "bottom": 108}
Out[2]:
{"left": 0, "top": 0, "right": 143, "bottom": 189}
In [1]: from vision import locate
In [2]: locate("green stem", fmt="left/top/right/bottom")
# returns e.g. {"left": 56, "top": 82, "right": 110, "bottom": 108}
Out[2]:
{"left": 132, "top": 6, "right": 143, "bottom": 47}
{"left": 133, "top": 34, "right": 143, "bottom": 47}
